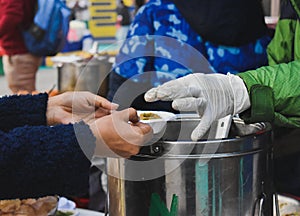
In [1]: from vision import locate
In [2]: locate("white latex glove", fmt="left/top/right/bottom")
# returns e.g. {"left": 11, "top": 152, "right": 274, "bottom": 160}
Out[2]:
{"left": 144, "top": 73, "right": 250, "bottom": 141}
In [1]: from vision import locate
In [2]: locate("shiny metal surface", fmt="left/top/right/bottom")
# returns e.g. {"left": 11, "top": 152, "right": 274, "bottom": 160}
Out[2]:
{"left": 57, "top": 56, "right": 111, "bottom": 96}
{"left": 107, "top": 118, "right": 274, "bottom": 216}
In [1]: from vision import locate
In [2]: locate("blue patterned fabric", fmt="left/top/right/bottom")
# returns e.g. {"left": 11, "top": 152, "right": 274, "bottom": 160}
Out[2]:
{"left": 112, "top": 0, "right": 271, "bottom": 88}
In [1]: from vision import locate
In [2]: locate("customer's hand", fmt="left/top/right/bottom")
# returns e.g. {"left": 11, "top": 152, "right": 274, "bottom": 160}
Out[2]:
{"left": 89, "top": 108, "right": 153, "bottom": 158}
{"left": 145, "top": 73, "right": 250, "bottom": 141}
{"left": 47, "top": 91, "right": 119, "bottom": 125}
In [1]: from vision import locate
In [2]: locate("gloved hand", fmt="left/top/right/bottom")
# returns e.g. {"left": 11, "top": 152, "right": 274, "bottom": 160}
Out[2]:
{"left": 144, "top": 73, "right": 251, "bottom": 141}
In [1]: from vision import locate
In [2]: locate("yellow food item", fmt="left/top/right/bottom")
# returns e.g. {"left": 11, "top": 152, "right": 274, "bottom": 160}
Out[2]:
{"left": 140, "top": 112, "right": 161, "bottom": 120}
{"left": 0, "top": 196, "right": 58, "bottom": 216}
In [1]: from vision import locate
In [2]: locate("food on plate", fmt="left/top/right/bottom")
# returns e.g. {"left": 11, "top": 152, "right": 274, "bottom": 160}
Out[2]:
{"left": 55, "top": 210, "right": 75, "bottom": 216}
{"left": 0, "top": 196, "right": 58, "bottom": 216}
{"left": 278, "top": 196, "right": 300, "bottom": 216}
{"left": 139, "top": 112, "right": 162, "bottom": 120}
{"left": 282, "top": 213, "right": 300, "bottom": 216}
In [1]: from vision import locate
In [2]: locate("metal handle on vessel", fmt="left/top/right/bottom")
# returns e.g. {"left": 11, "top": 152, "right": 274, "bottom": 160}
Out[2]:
{"left": 258, "top": 196, "right": 265, "bottom": 216}
{"left": 134, "top": 143, "right": 164, "bottom": 158}
{"left": 253, "top": 193, "right": 280, "bottom": 216}
{"left": 273, "top": 193, "right": 280, "bottom": 216}
{"left": 253, "top": 194, "right": 265, "bottom": 216}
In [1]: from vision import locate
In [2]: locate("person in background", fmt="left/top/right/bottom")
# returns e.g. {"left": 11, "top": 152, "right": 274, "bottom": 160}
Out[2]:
{"left": 145, "top": 0, "right": 300, "bottom": 198}
{"left": 107, "top": 0, "right": 272, "bottom": 111}
{"left": 267, "top": 0, "right": 299, "bottom": 65}
{"left": 0, "top": 91, "right": 152, "bottom": 199}
{"left": 261, "top": 0, "right": 300, "bottom": 197}
{"left": 134, "top": 0, "right": 147, "bottom": 14}
{"left": 0, "top": 0, "right": 42, "bottom": 94}
{"left": 116, "top": 0, "right": 132, "bottom": 41}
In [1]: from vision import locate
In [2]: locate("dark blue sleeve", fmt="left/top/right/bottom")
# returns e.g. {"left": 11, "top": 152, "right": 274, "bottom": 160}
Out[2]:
{"left": 0, "top": 93, "right": 48, "bottom": 132}
{"left": 0, "top": 121, "right": 96, "bottom": 199}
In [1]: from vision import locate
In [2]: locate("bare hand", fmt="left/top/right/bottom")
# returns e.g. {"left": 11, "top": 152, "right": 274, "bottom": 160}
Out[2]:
{"left": 47, "top": 91, "right": 119, "bottom": 125}
{"left": 89, "top": 108, "right": 153, "bottom": 158}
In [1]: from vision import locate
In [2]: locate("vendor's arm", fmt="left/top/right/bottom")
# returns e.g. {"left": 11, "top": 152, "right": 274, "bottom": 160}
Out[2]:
{"left": 238, "top": 60, "right": 300, "bottom": 128}
{"left": 0, "top": 122, "right": 95, "bottom": 199}
{"left": 144, "top": 60, "right": 300, "bottom": 140}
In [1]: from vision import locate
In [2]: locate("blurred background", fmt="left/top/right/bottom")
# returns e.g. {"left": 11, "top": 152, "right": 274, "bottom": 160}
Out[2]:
{"left": 0, "top": 0, "right": 280, "bottom": 97}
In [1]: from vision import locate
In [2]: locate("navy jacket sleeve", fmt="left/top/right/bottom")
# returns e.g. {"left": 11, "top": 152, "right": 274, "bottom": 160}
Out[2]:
{"left": 0, "top": 121, "right": 96, "bottom": 199}
{"left": 0, "top": 93, "right": 48, "bottom": 132}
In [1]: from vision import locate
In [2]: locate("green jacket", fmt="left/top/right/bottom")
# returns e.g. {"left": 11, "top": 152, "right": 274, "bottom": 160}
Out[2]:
{"left": 238, "top": 0, "right": 300, "bottom": 128}
{"left": 238, "top": 60, "right": 300, "bottom": 128}
{"left": 267, "top": 0, "right": 300, "bottom": 65}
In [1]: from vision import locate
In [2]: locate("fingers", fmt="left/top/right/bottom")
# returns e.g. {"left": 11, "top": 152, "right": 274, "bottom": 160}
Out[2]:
{"left": 115, "top": 108, "right": 152, "bottom": 138}
{"left": 190, "top": 105, "right": 214, "bottom": 141}
{"left": 94, "top": 108, "right": 112, "bottom": 118}
{"left": 130, "top": 122, "right": 153, "bottom": 153}
{"left": 115, "top": 107, "right": 139, "bottom": 123}
{"left": 92, "top": 110, "right": 153, "bottom": 158}
{"left": 172, "top": 97, "right": 206, "bottom": 113}
{"left": 94, "top": 95, "right": 119, "bottom": 111}
{"left": 145, "top": 74, "right": 205, "bottom": 102}
{"left": 114, "top": 122, "right": 152, "bottom": 158}
{"left": 72, "top": 91, "right": 118, "bottom": 110}
{"left": 72, "top": 92, "right": 119, "bottom": 119}
{"left": 144, "top": 85, "right": 179, "bottom": 102}
{"left": 110, "top": 110, "right": 153, "bottom": 157}
{"left": 191, "top": 113, "right": 212, "bottom": 141}
{"left": 144, "top": 88, "right": 158, "bottom": 102}
{"left": 145, "top": 79, "right": 189, "bottom": 102}
{"left": 133, "top": 121, "right": 153, "bottom": 135}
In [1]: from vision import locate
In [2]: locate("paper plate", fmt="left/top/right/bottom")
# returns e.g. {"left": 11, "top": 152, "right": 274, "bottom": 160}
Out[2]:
{"left": 137, "top": 111, "right": 176, "bottom": 134}
{"left": 56, "top": 209, "right": 79, "bottom": 216}
{"left": 275, "top": 194, "right": 300, "bottom": 215}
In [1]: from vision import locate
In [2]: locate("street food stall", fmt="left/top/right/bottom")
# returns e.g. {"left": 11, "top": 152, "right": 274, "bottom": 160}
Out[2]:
{"left": 48, "top": 41, "right": 119, "bottom": 97}
{"left": 1, "top": 0, "right": 299, "bottom": 215}
{"left": 105, "top": 113, "right": 300, "bottom": 216}
{"left": 107, "top": 114, "right": 276, "bottom": 215}
{"left": 51, "top": 53, "right": 112, "bottom": 97}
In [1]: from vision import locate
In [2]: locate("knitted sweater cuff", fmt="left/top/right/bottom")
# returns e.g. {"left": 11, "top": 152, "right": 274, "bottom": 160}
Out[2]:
{"left": 0, "top": 93, "right": 48, "bottom": 131}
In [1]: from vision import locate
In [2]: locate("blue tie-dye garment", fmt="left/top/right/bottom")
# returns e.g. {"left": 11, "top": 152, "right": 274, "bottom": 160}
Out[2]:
{"left": 112, "top": 0, "right": 271, "bottom": 87}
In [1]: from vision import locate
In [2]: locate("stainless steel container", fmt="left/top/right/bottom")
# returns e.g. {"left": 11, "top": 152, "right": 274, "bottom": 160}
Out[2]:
{"left": 56, "top": 55, "right": 111, "bottom": 96}
{"left": 107, "top": 117, "right": 274, "bottom": 216}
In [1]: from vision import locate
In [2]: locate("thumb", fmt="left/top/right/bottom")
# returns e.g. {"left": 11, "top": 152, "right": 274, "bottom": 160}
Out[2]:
{"left": 191, "top": 108, "right": 213, "bottom": 141}
{"left": 116, "top": 108, "right": 139, "bottom": 123}
{"left": 132, "top": 122, "right": 154, "bottom": 145}
{"left": 133, "top": 122, "right": 153, "bottom": 135}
